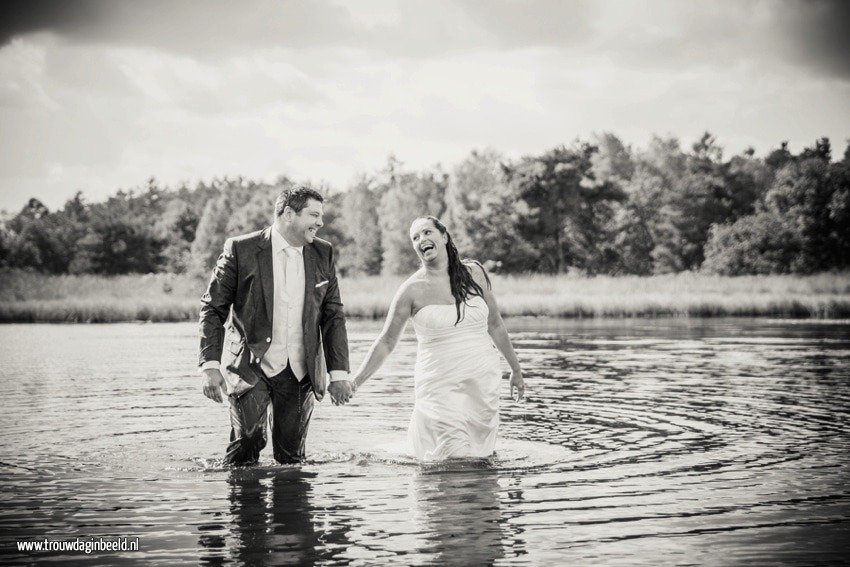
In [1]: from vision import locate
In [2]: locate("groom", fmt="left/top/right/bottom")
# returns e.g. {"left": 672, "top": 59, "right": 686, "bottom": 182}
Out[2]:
{"left": 198, "top": 185, "right": 354, "bottom": 465}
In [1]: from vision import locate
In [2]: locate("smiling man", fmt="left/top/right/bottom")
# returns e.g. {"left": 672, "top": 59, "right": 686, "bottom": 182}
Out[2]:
{"left": 198, "top": 185, "right": 353, "bottom": 465}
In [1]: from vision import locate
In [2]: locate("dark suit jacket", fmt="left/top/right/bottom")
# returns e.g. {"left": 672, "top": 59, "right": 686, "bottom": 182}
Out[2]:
{"left": 199, "top": 227, "right": 349, "bottom": 400}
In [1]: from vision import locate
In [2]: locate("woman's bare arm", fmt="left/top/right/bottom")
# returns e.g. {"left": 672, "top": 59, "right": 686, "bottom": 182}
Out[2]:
{"left": 352, "top": 283, "right": 414, "bottom": 391}
{"left": 469, "top": 262, "right": 525, "bottom": 400}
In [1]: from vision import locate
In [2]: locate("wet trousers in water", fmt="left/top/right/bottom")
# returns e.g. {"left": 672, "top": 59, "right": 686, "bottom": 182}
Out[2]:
{"left": 225, "top": 363, "right": 314, "bottom": 465}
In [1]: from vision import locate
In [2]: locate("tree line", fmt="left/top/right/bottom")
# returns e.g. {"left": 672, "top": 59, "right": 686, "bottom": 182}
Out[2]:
{"left": 1, "top": 133, "right": 848, "bottom": 277}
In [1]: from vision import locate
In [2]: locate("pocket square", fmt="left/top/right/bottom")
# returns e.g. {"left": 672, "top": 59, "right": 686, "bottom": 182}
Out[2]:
{"left": 315, "top": 280, "right": 329, "bottom": 289}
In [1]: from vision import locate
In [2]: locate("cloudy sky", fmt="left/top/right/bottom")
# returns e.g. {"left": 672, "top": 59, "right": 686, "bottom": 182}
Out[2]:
{"left": 1, "top": 0, "right": 848, "bottom": 212}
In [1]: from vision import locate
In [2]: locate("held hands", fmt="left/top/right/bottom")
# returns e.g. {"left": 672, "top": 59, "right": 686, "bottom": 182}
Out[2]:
{"left": 328, "top": 380, "right": 356, "bottom": 406}
{"left": 509, "top": 369, "right": 525, "bottom": 402}
{"left": 202, "top": 368, "right": 227, "bottom": 403}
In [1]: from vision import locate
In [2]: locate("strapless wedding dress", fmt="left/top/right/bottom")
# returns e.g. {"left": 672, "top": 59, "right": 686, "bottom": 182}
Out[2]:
{"left": 408, "top": 294, "right": 502, "bottom": 461}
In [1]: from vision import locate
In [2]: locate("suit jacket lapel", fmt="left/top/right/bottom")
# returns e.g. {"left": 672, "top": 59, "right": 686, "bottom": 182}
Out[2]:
{"left": 302, "top": 243, "right": 326, "bottom": 396}
{"left": 257, "top": 227, "right": 274, "bottom": 324}
{"left": 302, "top": 244, "right": 317, "bottom": 335}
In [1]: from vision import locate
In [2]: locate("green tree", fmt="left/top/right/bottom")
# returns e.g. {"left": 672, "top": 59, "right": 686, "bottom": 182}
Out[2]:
{"left": 70, "top": 213, "right": 164, "bottom": 274}
{"left": 4, "top": 198, "right": 79, "bottom": 273}
{"left": 0, "top": 210, "right": 10, "bottom": 268}
{"left": 674, "top": 133, "right": 732, "bottom": 268}
{"left": 704, "top": 138, "right": 849, "bottom": 274}
{"left": 339, "top": 177, "right": 382, "bottom": 275}
{"left": 829, "top": 144, "right": 850, "bottom": 266}
{"left": 619, "top": 133, "right": 768, "bottom": 273}
{"left": 506, "top": 143, "right": 625, "bottom": 273}
{"left": 190, "top": 177, "right": 258, "bottom": 273}
{"left": 444, "top": 149, "right": 534, "bottom": 272}
{"left": 154, "top": 197, "right": 200, "bottom": 273}
{"left": 617, "top": 136, "right": 688, "bottom": 273}
{"left": 317, "top": 190, "right": 350, "bottom": 256}
{"left": 590, "top": 132, "right": 634, "bottom": 187}
{"left": 588, "top": 133, "right": 666, "bottom": 275}
{"left": 703, "top": 211, "right": 801, "bottom": 275}
{"left": 225, "top": 184, "right": 278, "bottom": 236}
{"left": 763, "top": 147, "right": 838, "bottom": 272}
{"left": 378, "top": 165, "right": 446, "bottom": 275}
{"left": 765, "top": 141, "right": 793, "bottom": 170}
{"left": 723, "top": 147, "right": 772, "bottom": 220}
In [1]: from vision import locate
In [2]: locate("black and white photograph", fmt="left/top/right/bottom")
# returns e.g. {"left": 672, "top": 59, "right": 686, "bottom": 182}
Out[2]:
{"left": 1, "top": 0, "right": 849, "bottom": 564}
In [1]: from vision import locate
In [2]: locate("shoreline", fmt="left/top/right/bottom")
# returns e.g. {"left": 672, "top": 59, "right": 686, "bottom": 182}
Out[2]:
{"left": 2, "top": 271, "right": 849, "bottom": 323}
{"left": 1, "top": 298, "right": 849, "bottom": 324}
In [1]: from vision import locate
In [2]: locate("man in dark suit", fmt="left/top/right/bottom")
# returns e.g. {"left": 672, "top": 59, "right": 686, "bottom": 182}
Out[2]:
{"left": 198, "top": 186, "right": 354, "bottom": 465}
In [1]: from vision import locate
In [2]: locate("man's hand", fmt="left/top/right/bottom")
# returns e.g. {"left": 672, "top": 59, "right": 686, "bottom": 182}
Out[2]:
{"left": 202, "top": 368, "right": 227, "bottom": 403}
{"left": 328, "top": 380, "right": 355, "bottom": 406}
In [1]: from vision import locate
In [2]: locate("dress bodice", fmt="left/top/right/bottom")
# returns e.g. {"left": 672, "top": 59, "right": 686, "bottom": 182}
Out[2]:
{"left": 411, "top": 295, "right": 490, "bottom": 344}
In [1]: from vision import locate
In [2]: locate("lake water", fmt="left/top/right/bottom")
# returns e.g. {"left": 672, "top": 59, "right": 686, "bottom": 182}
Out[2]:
{"left": 0, "top": 318, "right": 848, "bottom": 565}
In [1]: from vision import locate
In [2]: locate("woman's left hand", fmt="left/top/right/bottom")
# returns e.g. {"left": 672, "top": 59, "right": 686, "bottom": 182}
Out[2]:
{"left": 509, "top": 369, "right": 525, "bottom": 402}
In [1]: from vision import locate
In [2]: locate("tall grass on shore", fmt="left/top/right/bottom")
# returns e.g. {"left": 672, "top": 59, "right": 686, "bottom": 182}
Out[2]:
{"left": 1, "top": 269, "right": 849, "bottom": 323}
{"left": 0, "top": 271, "right": 203, "bottom": 323}
{"left": 342, "top": 272, "right": 850, "bottom": 319}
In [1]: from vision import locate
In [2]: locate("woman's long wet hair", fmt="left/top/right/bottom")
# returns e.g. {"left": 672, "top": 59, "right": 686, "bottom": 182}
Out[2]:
{"left": 416, "top": 216, "right": 492, "bottom": 325}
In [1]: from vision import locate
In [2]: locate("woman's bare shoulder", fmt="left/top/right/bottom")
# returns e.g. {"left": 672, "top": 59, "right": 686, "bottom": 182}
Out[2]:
{"left": 396, "top": 271, "right": 428, "bottom": 301}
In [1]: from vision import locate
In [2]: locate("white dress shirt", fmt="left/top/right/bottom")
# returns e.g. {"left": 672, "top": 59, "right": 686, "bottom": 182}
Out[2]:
{"left": 201, "top": 225, "right": 348, "bottom": 383}
{"left": 263, "top": 227, "right": 307, "bottom": 379}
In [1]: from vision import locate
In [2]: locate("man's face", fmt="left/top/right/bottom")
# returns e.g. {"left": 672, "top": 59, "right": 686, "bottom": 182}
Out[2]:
{"left": 285, "top": 198, "right": 324, "bottom": 245}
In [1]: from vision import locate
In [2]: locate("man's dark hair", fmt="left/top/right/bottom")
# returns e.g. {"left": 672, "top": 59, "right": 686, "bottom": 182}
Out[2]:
{"left": 274, "top": 185, "right": 324, "bottom": 217}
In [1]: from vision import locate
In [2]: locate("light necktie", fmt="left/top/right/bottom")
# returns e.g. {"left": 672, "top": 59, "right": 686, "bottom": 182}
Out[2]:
{"left": 283, "top": 246, "right": 301, "bottom": 302}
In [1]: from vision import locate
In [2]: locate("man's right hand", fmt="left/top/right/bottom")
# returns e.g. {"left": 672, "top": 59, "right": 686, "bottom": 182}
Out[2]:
{"left": 202, "top": 369, "right": 227, "bottom": 403}
{"left": 328, "top": 380, "right": 355, "bottom": 406}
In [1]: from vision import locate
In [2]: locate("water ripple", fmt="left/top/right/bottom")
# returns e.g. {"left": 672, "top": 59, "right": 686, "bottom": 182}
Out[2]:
{"left": 0, "top": 319, "right": 848, "bottom": 564}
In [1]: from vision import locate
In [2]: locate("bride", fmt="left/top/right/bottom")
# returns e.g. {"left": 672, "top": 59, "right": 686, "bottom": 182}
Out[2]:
{"left": 348, "top": 216, "right": 525, "bottom": 461}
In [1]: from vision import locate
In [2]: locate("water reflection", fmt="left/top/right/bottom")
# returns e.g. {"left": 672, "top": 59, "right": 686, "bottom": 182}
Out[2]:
{"left": 412, "top": 464, "right": 508, "bottom": 565}
{"left": 0, "top": 320, "right": 848, "bottom": 565}
{"left": 198, "top": 468, "right": 353, "bottom": 566}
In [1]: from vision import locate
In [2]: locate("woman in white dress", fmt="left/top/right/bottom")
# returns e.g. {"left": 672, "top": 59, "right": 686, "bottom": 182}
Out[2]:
{"left": 350, "top": 216, "right": 525, "bottom": 461}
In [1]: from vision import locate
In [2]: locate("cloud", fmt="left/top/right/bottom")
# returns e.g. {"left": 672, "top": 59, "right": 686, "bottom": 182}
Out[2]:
{"left": 1, "top": 0, "right": 849, "bottom": 213}
{"left": 0, "top": 0, "right": 363, "bottom": 56}
{"left": 0, "top": 36, "right": 58, "bottom": 109}
{"left": 583, "top": 0, "right": 850, "bottom": 81}
{"left": 2, "top": 0, "right": 846, "bottom": 80}
{"left": 779, "top": 0, "right": 850, "bottom": 80}
{"left": 0, "top": 0, "right": 99, "bottom": 45}
{"left": 104, "top": 47, "right": 326, "bottom": 114}
{"left": 457, "top": 0, "right": 594, "bottom": 48}
{"left": 1, "top": 0, "right": 584, "bottom": 60}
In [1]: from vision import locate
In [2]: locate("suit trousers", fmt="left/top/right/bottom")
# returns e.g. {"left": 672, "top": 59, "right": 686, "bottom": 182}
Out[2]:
{"left": 224, "top": 363, "right": 315, "bottom": 465}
